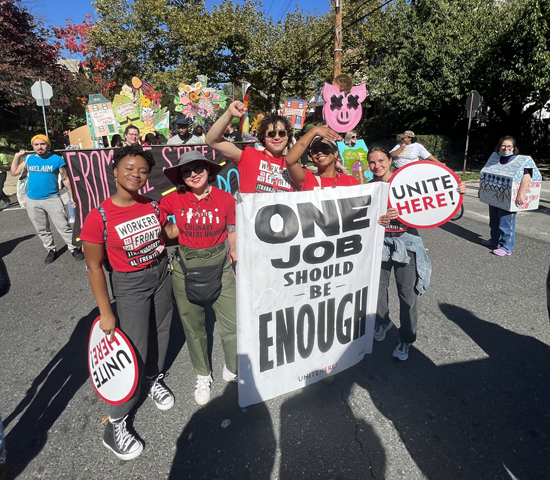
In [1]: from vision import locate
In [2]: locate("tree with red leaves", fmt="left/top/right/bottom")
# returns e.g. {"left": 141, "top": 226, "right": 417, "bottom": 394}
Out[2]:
{"left": 0, "top": 0, "right": 74, "bottom": 108}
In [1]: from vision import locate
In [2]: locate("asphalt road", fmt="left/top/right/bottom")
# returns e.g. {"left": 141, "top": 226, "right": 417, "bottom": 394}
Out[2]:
{"left": 1, "top": 183, "right": 549, "bottom": 480}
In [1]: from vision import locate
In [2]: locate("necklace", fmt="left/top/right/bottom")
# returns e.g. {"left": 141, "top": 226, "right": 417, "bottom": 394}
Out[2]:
{"left": 315, "top": 172, "right": 341, "bottom": 189}
{"left": 185, "top": 187, "right": 212, "bottom": 216}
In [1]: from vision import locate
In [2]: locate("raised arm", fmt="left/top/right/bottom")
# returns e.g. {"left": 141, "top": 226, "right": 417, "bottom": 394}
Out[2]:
{"left": 10, "top": 149, "right": 27, "bottom": 176}
{"left": 205, "top": 101, "right": 247, "bottom": 164}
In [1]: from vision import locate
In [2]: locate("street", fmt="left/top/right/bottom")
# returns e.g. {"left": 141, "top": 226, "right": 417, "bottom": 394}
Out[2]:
{"left": 1, "top": 182, "right": 549, "bottom": 480}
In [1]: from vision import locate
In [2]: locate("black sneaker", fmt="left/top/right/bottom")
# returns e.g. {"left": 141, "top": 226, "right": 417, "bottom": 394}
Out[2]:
{"left": 45, "top": 250, "right": 57, "bottom": 264}
{"left": 103, "top": 415, "right": 143, "bottom": 460}
{"left": 72, "top": 248, "right": 85, "bottom": 261}
{"left": 147, "top": 373, "right": 174, "bottom": 411}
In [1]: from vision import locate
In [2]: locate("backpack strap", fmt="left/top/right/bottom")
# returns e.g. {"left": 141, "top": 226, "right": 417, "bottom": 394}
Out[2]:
{"left": 96, "top": 205, "right": 112, "bottom": 273}
{"left": 145, "top": 197, "right": 161, "bottom": 220}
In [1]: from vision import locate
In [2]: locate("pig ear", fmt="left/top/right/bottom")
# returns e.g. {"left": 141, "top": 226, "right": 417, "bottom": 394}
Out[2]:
{"left": 350, "top": 83, "right": 367, "bottom": 102}
{"left": 322, "top": 82, "right": 339, "bottom": 98}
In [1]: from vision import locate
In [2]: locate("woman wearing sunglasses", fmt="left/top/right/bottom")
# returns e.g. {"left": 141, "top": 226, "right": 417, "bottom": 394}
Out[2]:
{"left": 285, "top": 125, "right": 360, "bottom": 190}
{"left": 160, "top": 151, "right": 237, "bottom": 406}
{"left": 206, "top": 100, "right": 296, "bottom": 193}
{"left": 344, "top": 131, "right": 358, "bottom": 148}
{"left": 80, "top": 145, "right": 174, "bottom": 460}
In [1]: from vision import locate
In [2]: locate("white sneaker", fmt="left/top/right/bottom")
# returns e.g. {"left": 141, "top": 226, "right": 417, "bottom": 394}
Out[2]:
{"left": 374, "top": 321, "right": 394, "bottom": 342}
{"left": 392, "top": 342, "right": 410, "bottom": 361}
{"left": 194, "top": 374, "right": 212, "bottom": 405}
{"left": 222, "top": 365, "right": 238, "bottom": 383}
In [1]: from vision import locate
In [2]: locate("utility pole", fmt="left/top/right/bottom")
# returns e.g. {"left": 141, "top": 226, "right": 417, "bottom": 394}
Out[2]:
{"left": 333, "top": 0, "right": 342, "bottom": 82}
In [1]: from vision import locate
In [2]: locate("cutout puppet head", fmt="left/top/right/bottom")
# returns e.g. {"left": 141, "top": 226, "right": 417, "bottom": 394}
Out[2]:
{"left": 322, "top": 83, "right": 367, "bottom": 133}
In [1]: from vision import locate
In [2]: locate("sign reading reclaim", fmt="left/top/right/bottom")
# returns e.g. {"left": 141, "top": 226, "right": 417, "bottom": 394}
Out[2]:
{"left": 236, "top": 183, "right": 388, "bottom": 407}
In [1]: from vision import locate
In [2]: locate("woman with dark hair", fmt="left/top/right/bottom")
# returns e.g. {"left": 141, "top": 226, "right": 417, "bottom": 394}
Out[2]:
{"left": 286, "top": 125, "right": 359, "bottom": 190}
{"left": 80, "top": 145, "right": 174, "bottom": 460}
{"left": 368, "top": 146, "right": 465, "bottom": 361}
{"left": 110, "top": 134, "right": 123, "bottom": 148}
{"left": 160, "top": 151, "right": 237, "bottom": 406}
{"left": 480, "top": 135, "right": 531, "bottom": 256}
{"left": 144, "top": 133, "right": 159, "bottom": 145}
{"left": 206, "top": 100, "right": 296, "bottom": 193}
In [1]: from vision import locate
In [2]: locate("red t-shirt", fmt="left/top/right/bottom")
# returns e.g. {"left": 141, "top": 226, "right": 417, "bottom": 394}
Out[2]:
{"left": 160, "top": 187, "right": 235, "bottom": 249}
{"left": 80, "top": 196, "right": 166, "bottom": 272}
{"left": 300, "top": 170, "right": 361, "bottom": 191}
{"left": 237, "top": 146, "right": 296, "bottom": 193}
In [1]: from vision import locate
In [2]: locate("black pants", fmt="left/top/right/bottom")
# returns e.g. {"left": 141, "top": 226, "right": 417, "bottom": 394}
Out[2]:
{"left": 0, "top": 172, "right": 9, "bottom": 203}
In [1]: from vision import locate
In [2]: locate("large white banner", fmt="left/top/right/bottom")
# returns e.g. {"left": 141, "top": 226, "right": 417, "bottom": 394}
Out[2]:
{"left": 236, "top": 183, "right": 389, "bottom": 407}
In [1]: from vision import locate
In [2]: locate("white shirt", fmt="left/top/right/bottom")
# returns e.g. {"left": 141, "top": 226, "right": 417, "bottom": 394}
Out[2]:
{"left": 166, "top": 134, "right": 202, "bottom": 146}
{"left": 390, "top": 143, "right": 432, "bottom": 169}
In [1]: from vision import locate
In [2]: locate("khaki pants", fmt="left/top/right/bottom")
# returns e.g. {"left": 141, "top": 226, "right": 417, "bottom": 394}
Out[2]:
{"left": 172, "top": 244, "right": 237, "bottom": 376}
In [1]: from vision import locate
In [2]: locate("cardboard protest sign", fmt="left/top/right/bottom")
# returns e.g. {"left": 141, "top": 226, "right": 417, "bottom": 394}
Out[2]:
{"left": 479, "top": 153, "right": 542, "bottom": 212}
{"left": 282, "top": 98, "right": 308, "bottom": 129}
{"left": 87, "top": 94, "right": 119, "bottom": 138}
{"left": 63, "top": 144, "right": 244, "bottom": 244}
{"left": 112, "top": 94, "right": 144, "bottom": 133}
{"left": 174, "top": 75, "right": 227, "bottom": 126}
{"left": 236, "top": 183, "right": 388, "bottom": 407}
{"left": 337, "top": 140, "right": 372, "bottom": 183}
{"left": 388, "top": 161, "right": 463, "bottom": 229}
{"left": 322, "top": 83, "right": 367, "bottom": 133}
{"left": 88, "top": 317, "right": 138, "bottom": 405}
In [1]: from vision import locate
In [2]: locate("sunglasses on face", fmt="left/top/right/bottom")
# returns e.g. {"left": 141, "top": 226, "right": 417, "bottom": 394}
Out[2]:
{"left": 351, "top": 135, "right": 357, "bottom": 139}
{"left": 266, "top": 129, "right": 287, "bottom": 139}
{"left": 181, "top": 165, "right": 206, "bottom": 179}
{"left": 311, "top": 143, "right": 336, "bottom": 156}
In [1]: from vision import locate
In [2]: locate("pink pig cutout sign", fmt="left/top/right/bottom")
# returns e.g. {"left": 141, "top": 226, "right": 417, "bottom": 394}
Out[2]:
{"left": 322, "top": 82, "right": 367, "bottom": 133}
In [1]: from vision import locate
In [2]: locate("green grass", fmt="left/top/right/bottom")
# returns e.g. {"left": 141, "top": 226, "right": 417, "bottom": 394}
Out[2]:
{"left": 456, "top": 172, "right": 480, "bottom": 182}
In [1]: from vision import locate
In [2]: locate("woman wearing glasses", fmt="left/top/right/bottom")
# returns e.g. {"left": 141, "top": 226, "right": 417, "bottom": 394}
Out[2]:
{"left": 160, "top": 151, "right": 237, "bottom": 406}
{"left": 344, "top": 131, "right": 358, "bottom": 148}
{"left": 206, "top": 100, "right": 296, "bottom": 193}
{"left": 481, "top": 136, "right": 531, "bottom": 256}
{"left": 286, "top": 125, "right": 360, "bottom": 190}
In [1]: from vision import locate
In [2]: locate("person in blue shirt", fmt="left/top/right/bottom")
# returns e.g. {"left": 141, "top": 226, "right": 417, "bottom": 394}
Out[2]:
{"left": 11, "top": 134, "right": 84, "bottom": 264}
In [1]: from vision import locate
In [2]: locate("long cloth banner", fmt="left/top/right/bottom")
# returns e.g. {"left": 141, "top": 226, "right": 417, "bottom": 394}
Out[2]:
{"left": 62, "top": 144, "right": 243, "bottom": 242}
{"left": 236, "top": 182, "right": 388, "bottom": 407}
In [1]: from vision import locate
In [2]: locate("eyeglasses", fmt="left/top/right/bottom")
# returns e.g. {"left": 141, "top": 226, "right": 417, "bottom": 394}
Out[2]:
{"left": 351, "top": 135, "right": 357, "bottom": 139}
{"left": 181, "top": 165, "right": 206, "bottom": 179}
{"left": 311, "top": 143, "right": 336, "bottom": 156}
{"left": 178, "top": 125, "right": 190, "bottom": 128}
{"left": 501, "top": 145, "right": 514, "bottom": 150}
{"left": 127, "top": 133, "right": 139, "bottom": 137}
{"left": 266, "top": 129, "right": 287, "bottom": 139}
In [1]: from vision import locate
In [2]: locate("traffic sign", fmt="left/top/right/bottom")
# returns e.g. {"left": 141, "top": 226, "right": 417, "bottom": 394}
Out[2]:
{"left": 31, "top": 80, "right": 53, "bottom": 106}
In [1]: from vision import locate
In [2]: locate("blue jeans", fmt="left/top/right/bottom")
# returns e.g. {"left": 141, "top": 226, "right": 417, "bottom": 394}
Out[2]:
{"left": 489, "top": 205, "right": 516, "bottom": 253}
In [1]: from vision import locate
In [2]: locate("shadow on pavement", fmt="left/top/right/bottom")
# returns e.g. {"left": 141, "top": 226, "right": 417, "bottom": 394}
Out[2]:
{"left": 361, "top": 302, "right": 550, "bottom": 479}
{"left": 438, "top": 221, "right": 485, "bottom": 245}
{"left": 168, "top": 382, "right": 276, "bottom": 480}
{"left": 3, "top": 308, "right": 97, "bottom": 479}
{"left": 0, "top": 235, "right": 35, "bottom": 257}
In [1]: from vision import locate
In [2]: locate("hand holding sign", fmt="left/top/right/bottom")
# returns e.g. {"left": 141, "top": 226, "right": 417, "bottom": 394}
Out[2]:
{"left": 88, "top": 317, "right": 138, "bottom": 405}
{"left": 388, "top": 162, "right": 463, "bottom": 229}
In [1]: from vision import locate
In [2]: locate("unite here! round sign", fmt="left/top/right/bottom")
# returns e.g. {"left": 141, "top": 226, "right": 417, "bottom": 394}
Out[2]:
{"left": 388, "top": 162, "right": 463, "bottom": 229}
{"left": 88, "top": 317, "right": 139, "bottom": 405}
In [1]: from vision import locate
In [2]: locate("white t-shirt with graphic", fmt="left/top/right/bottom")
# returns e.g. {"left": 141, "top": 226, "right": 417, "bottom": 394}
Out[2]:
{"left": 390, "top": 143, "right": 432, "bottom": 169}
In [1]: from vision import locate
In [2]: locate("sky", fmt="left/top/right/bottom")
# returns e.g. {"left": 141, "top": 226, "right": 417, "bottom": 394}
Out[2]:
{"left": 23, "top": 0, "right": 332, "bottom": 29}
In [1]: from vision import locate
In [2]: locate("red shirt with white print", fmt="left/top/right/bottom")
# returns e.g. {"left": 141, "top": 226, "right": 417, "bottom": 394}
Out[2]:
{"left": 300, "top": 170, "right": 360, "bottom": 191}
{"left": 237, "top": 146, "right": 296, "bottom": 193}
{"left": 80, "top": 196, "right": 166, "bottom": 272}
{"left": 160, "top": 187, "right": 235, "bottom": 249}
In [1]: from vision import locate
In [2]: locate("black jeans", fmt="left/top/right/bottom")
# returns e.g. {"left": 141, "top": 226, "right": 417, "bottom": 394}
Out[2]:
{"left": 0, "top": 172, "right": 9, "bottom": 203}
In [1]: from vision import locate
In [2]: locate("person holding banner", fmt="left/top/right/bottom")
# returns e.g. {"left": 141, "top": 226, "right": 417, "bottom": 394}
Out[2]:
{"left": 286, "top": 125, "right": 360, "bottom": 190}
{"left": 206, "top": 100, "right": 296, "bottom": 193}
{"left": 80, "top": 145, "right": 174, "bottom": 460}
{"left": 368, "top": 146, "right": 465, "bottom": 361}
{"left": 161, "top": 151, "right": 238, "bottom": 406}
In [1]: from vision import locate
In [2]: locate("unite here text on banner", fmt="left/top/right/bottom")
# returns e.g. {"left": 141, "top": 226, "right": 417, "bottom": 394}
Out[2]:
{"left": 236, "top": 182, "right": 389, "bottom": 407}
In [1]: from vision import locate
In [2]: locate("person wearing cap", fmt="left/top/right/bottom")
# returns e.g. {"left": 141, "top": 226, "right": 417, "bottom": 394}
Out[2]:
{"left": 80, "top": 145, "right": 174, "bottom": 460}
{"left": 206, "top": 100, "right": 296, "bottom": 193}
{"left": 390, "top": 130, "right": 443, "bottom": 169}
{"left": 286, "top": 125, "right": 360, "bottom": 190}
{"left": 161, "top": 151, "right": 237, "bottom": 406}
{"left": 124, "top": 125, "right": 141, "bottom": 146}
{"left": 222, "top": 124, "right": 242, "bottom": 143}
{"left": 10, "top": 135, "right": 84, "bottom": 264}
{"left": 166, "top": 118, "right": 202, "bottom": 146}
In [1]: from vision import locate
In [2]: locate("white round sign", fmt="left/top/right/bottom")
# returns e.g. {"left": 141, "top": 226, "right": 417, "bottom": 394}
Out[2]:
{"left": 388, "top": 161, "right": 463, "bottom": 229}
{"left": 88, "top": 317, "right": 139, "bottom": 405}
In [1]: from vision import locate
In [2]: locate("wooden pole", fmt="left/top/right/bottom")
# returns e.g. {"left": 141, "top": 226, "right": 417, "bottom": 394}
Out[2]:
{"left": 463, "top": 93, "right": 474, "bottom": 174}
{"left": 333, "top": 0, "right": 342, "bottom": 81}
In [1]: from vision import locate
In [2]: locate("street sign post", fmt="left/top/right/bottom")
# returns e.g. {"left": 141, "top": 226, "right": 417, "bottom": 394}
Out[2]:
{"left": 31, "top": 80, "right": 53, "bottom": 137}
